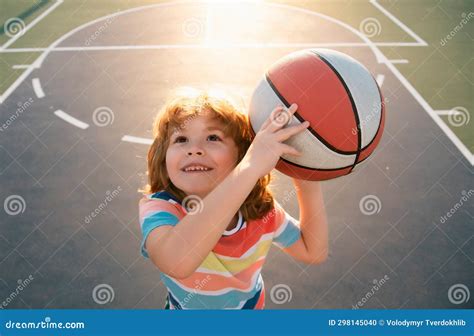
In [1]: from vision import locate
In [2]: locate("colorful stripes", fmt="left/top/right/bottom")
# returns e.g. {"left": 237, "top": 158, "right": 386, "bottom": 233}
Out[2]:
{"left": 139, "top": 191, "right": 301, "bottom": 309}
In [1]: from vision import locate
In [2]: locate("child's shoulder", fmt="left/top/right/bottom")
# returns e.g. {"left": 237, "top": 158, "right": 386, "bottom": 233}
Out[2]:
{"left": 139, "top": 190, "right": 182, "bottom": 211}
{"left": 139, "top": 190, "right": 185, "bottom": 221}
{"left": 145, "top": 190, "right": 181, "bottom": 205}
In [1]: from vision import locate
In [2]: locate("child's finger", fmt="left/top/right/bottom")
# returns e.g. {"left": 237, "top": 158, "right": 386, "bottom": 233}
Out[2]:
{"left": 287, "top": 103, "right": 298, "bottom": 114}
{"left": 280, "top": 143, "right": 302, "bottom": 157}
{"left": 259, "top": 105, "right": 284, "bottom": 131}
{"left": 266, "top": 103, "right": 298, "bottom": 133}
{"left": 276, "top": 120, "right": 310, "bottom": 142}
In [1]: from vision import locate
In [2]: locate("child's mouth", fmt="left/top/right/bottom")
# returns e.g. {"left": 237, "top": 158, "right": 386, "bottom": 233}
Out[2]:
{"left": 182, "top": 168, "right": 214, "bottom": 173}
{"left": 184, "top": 170, "right": 212, "bottom": 173}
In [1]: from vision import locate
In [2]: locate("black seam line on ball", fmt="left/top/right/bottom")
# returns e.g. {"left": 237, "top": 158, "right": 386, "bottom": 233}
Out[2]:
{"left": 280, "top": 157, "right": 355, "bottom": 171}
{"left": 264, "top": 73, "right": 358, "bottom": 156}
{"left": 280, "top": 147, "right": 371, "bottom": 172}
{"left": 367, "top": 74, "right": 385, "bottom": 149}
{"left": 309, "top": 51, "right": 362, "bottom": 172}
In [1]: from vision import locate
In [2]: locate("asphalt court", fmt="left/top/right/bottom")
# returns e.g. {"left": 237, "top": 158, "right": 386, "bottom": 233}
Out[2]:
{"left": 0, "top": 1, "right": 472, "bottom": 309}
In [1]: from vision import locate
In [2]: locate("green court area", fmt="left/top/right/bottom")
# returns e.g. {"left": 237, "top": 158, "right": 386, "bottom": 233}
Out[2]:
{"left": 0, "top": 0, "right": 472, "bottom": 154}
{"left": 0, "top": 0, "right": 51, "bottom": 40}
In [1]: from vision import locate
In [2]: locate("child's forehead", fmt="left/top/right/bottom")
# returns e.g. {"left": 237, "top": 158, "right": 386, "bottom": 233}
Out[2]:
{"left": 173, "top": 113, "right": 225, "bottom": 132}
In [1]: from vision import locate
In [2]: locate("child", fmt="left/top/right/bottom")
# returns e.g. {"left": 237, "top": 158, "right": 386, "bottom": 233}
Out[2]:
{"left": 139, "top": 88, "right": 328, "bottom": 309}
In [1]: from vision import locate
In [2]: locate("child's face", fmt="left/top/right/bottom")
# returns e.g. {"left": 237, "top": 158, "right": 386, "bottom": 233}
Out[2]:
{"left": 166, "top": 113, "right": 239, "bottom": 199}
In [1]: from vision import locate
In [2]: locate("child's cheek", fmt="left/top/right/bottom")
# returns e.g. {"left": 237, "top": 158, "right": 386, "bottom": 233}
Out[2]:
{"left": 165, "top": 148, "right": 176, "bottom": 176}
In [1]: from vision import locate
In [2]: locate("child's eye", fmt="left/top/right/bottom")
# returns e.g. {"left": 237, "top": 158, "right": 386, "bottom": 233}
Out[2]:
{"left": 174, "top": 136, "right": 187, "bottom": 143}
{"left": 207, "top": 134, "right": 221, "bottom": 141}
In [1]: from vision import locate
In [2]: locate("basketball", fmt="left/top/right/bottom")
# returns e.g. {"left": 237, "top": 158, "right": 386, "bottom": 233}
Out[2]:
{"left": 248, "top": 48, "right": 385, "bottom": 181}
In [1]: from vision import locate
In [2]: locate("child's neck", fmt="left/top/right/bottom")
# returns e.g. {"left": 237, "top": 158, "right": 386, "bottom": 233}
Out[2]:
{"left": 225, "top": 213, "right": 239, "bottom": 231}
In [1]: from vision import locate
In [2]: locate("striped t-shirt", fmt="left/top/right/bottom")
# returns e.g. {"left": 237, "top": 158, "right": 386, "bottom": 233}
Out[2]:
{"left": 139, "top": 190, "right": 301, "bottom": 309}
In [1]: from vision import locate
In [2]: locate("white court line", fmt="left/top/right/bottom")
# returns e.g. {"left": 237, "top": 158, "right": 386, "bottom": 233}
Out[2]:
{"left": 121, "top": 135, "right": 153, "bottom": 145}
{"left": 0, "top": 43, "right": 431, "bottom": 53}
{"left": 12, "top": 64, "right": 30, "bottom": 69}
{"left": 32, "top": 78, "right": 45, "bottom": 98}
{"left": 376, "top": 74, "right": 385, "bottom": 87}
{"left": 381, "top": 59, "right": 473, "bottom": 165}
{"left": 370, "top": 0, "right": 428, "bottom": 46}
{"left": 0, "top": 1, "right": 416, "bottom": 104}
{"left": 1, "top": 0, "right": 64, "bottom": 50}
{"left": 0, "top": 61, "right": 39, "bottom": 104}
{"left": 0, "top": 1, "right": 471, "bottom": 165}
{"left": 388, "top": 59, "right": 409, "bottom": 64}
{"left": 54, "top": 110, "right": 89, "bottom": 129}
{"left": 435, "top": 110, "right": 462, "bottom": 116}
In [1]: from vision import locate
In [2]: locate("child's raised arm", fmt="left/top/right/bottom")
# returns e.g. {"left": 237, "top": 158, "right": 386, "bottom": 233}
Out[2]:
{"left": 146, "top": 104, "right": 310, "bottom": 278}
{"left": 283, "top": 179, "right": 329, "bottom": 264}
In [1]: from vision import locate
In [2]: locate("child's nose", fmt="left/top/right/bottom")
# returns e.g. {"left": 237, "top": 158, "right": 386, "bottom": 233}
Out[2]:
{"left": 187, "top": 149, "right": 203, "bottom": 156}
{"left": 186, "top": 143, "right": 205, "bottom": 156}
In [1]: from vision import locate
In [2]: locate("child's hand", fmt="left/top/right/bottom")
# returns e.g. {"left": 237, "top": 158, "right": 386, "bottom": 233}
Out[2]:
{"left": 242, "top": 103, "right": 310, "bottom": 179}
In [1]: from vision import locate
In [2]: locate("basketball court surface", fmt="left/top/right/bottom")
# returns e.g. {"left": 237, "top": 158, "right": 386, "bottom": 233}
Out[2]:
{"left": 0, "top": 0, "right": 472, "bottom": 309}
